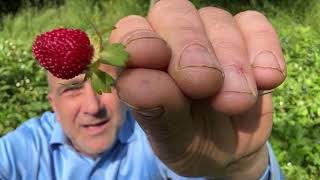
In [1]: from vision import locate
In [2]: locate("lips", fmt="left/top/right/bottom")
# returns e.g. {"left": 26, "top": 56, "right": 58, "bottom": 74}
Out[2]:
{"left": 81, "top": 119, "right": 110, "bottom": 135}
{"left": 83, "top": 119, "right": 109, "bottom": 127}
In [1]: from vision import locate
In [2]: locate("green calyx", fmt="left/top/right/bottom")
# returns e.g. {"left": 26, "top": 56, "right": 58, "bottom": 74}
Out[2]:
{"left": 88, "top": 22, "right": 128, "bottom": 94}
{"left": 86, "top": 42, "right": 128, "bottom": 94}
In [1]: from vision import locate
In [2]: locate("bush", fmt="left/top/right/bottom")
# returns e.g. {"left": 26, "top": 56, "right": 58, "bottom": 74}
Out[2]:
{"left": 270, "top": 16, "right": 320, "bottom": 180}
{"left": 0, "top": 39, "right": 49, "bottom": 136}
{"left": 0, "top": 0, "right": 148, "bottom": 136}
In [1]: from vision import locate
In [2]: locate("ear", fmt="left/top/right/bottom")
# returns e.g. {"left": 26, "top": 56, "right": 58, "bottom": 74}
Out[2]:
{"left": 47, "top": 93, "right": 57, "bottom": 112}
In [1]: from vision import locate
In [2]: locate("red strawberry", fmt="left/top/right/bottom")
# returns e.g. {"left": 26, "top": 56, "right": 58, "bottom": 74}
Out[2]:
{"left": 32, "top": 28, "right": 94, "bottom": 79}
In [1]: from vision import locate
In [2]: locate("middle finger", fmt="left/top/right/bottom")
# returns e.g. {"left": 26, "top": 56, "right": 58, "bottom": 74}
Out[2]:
{"left": 199, "top": 7, "right": 258, "bottom": 115}
{"left": 148, "top": 0, "right": 223, "bottom": 99}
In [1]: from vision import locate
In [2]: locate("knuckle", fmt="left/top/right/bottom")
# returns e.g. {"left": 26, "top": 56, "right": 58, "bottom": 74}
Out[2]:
{"left": 199, "top": 6, "right": 232, "bottom": 18}
{"left": 235, "top": 10, "right": 266, "bottom": 20}
{"left": 252, "top": 28, "right": 277, "bottom": 40}
{"left": 116, "top": 15, "right": 146, "bottom": 27}
{"left": 150, "top": 0, "right": 196, "bottom": 17}
{"left": 205, "top": 20, "right": 235, "bottom": 34}
{"left": 214, "top": 39, "right": 242, "bottom": 52}
{"left": 213, "top": 39, "right": 245, "bottom": 59}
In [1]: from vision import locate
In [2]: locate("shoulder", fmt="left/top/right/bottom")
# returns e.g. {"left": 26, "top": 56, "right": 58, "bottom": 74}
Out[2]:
{"left": 1, "top": 111, "right": 56, "bottom": 145}
{"left": 0, "top": 111, "right": 57, "bottom": 178}
{"left": 115, "top": 113, "right": 167, "bottom": 179}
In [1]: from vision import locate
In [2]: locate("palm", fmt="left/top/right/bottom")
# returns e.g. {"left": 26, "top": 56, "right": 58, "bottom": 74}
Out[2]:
{"left": 147, "top": 94, "right": 273, "bottom": 177}
{"left": 183, "top": 94, "right": 273, "bottom": 176}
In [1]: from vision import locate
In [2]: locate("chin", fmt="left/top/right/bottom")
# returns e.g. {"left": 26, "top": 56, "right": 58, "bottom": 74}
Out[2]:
{"left": 79, "top": 134, "right": 118, "bottom": 157}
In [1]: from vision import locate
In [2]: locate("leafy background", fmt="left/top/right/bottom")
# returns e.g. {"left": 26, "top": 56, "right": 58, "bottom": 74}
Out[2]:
{"left": 0, "top": 0, "right": 319, "bottom": 179}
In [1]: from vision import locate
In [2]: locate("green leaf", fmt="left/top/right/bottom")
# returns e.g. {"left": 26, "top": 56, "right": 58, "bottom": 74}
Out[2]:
{"left": 88, "top": 60, "right": 101, "bottom": 72}
{"left": 100, "top": 43, "right": 129, "bottom": 67}
{"left": 90, "top": 69, "right": 114, "bottom": 94}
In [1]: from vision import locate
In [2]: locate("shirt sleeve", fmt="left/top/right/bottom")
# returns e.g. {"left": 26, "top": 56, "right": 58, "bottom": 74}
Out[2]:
{"left": 259, "top": 142, "right": 285, "bottom": 180}
{"left": 0, "top": 125, "right": 34, "bottom": 180}
{"left": 0, "top": 160, "right": 8, "bottom": 180}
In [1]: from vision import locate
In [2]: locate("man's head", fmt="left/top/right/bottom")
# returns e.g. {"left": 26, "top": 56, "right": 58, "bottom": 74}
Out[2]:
{"left": 47, "top": 65, "right": 126, "bottom": 158}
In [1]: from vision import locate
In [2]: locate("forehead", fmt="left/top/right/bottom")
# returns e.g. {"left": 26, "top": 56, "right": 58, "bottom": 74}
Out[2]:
{"left": 47, "top": 64, "right": 120, "bottom": 90}
{"left": 47, "top": 72, "right": 83, "bottom": 89}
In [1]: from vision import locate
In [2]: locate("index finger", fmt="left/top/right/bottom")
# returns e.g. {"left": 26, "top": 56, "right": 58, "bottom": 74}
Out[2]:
{"left": 148, "top": 0, "right": 223, "bottom": 99}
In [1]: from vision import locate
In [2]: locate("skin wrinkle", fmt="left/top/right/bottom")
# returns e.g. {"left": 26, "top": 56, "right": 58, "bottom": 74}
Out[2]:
{"left": 137, "top": 109, "right": 194, "bottom": 163}
{"left": 150, "top": 0, "right": 193, "bottom": 19}
{"left": 195, "top": 107, "right": 235, "bottom": 163}
{"left": 230, "top": 115, "right": 254, "bottom": 160}
{"left": 211, "top": 39, "right": 246, "bottom": 59}
{"left": 149, "top": 1, "right": 204, "bottom": 38}
{"left": 180, "top": 97, "right": 269, "bottom": 177}
{"left": 163, "top": 101, "right": 238, "bottom": 177}
{"left": 230, "top": 95, "right": 272, "bottom": 157}
{"left": 224, "top": 144, "right": 268, "bottom": 179}
{"left": 180, "top": 2, "right": 195, "bottom": 18}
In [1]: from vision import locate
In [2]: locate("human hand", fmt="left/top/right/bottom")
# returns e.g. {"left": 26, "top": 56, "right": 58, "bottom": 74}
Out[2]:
{"left": 110, "top": 0, "right": 286, "bottom": 178}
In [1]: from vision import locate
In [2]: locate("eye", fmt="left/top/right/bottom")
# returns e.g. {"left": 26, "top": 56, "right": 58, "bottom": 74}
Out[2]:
{"left": 61, "top": 83, "right": 84, "bottom": 95}
{"left": 64, "top": 86, "right": 80, "bottom": 92}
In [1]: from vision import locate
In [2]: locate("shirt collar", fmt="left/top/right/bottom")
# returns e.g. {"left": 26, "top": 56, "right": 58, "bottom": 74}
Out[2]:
{"left": 117, "top": 110, "right": 137, "bottom": 144}
{"left": 49, "top": 110, "right": 137, "bottom": 147}
{"left": 49, "top": 117, "right": 67, "bottom": 146}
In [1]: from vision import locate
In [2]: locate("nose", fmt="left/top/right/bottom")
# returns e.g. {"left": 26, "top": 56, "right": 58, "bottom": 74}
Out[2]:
{"left": 82, "top": 82, "right": 103, "bottom": 116}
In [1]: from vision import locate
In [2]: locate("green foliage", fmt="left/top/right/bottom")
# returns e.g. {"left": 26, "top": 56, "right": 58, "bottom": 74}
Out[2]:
{"left": 91, "top": 69, "right": 114, "bottom": 94}
{"left": 0, "top": 0, "right": 319, "bottom": 179}
{"left": 270, "top": 16, "right": 320, "bottom": 180}
{"left": 0, "top": 39, "right": 50, "bottom": 136}
{"left": 0, "top": 0, "right": 148, "bottom": 44}
{"left": 0, "top": 0, "right": 147, "bottom": 135}
{"left": 99, "top": 43, "right": 129, "bottom": 67}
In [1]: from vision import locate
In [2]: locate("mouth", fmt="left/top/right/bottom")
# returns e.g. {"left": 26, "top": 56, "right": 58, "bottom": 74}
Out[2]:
{"left": 81, "top": 119, "right": 110, "bottom": 135}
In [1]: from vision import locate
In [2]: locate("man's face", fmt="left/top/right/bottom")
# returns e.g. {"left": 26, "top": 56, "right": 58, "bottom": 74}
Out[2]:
{"left": 47, "top": 65, "right": 126, "bottom": 157}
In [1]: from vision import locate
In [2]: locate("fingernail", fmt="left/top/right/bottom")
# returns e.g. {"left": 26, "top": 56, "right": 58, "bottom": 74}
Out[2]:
{"left": 116, "top": 87, "right": 165, "bottom": 118}
{"left": 179, "top": 43, "right": 219, "bottom": 69}
{"left": 222, "top": 65, "right": 257, "bottom": 96}
{"left": 120, "top": 29, "right": 162, "bottom": 45}
{"left": 133, "top": 106, "right": 165, "bottom": 118}
{"left": 253, "top": 51, "right": 283, "bottom": 74}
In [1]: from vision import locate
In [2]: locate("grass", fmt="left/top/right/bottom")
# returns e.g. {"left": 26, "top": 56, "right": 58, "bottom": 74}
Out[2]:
{"left": 0, "top": 0, "right": 149, "bottom": 43}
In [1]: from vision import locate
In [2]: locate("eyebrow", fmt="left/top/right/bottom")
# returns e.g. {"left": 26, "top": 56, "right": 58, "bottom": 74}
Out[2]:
{"left": 57, "top": 79, "right": 84, "bottom": 94}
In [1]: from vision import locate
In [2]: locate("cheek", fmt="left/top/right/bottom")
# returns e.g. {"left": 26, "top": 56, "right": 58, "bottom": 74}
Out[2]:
{"left": 54, "top": 98, "right": 82, "bottom": 129}
{"left": 102, "top": 89, "right": 126, "bottom": 120}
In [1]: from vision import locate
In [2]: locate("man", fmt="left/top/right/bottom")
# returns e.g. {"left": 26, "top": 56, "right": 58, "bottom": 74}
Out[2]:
{"left": 0, "top": 0, "right": 286, "bottom": 179}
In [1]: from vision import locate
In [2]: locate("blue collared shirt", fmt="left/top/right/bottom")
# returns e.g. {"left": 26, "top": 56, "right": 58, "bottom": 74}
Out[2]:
{"left": 0, "top": 111, "right": 284, "bottom": 180}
